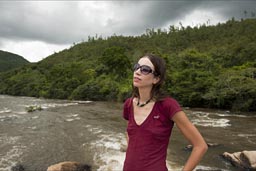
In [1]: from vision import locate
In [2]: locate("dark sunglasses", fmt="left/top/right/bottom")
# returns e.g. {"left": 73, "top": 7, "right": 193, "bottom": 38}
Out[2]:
{"left": 133, "top": 63, "right": 158, "bottom": 76}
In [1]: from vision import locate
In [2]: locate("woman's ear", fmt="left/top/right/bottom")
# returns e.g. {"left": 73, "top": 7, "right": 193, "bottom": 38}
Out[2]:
{"left": 153, "top": 76, "right": 160, "bottom": 85}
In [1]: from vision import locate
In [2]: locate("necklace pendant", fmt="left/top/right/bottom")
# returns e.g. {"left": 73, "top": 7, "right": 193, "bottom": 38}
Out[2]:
{"left": 137, "top": 103, "right": 146, "bottom": 107}
{"left": 137, "top": 98, "right": 151, "bottom": 107}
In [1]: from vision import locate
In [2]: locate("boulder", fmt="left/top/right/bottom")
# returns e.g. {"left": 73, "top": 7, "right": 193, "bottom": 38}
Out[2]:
{"left": 206, "top": 142, "right": 220, "bottom": 147}
{"left": 222, "top": 152, "right": 243, "bottom": 168}
{"left": 184, "top": 142, "right": 220, "bottom": 151}
{"left": 241, "top": 151, "right": 256, "bottom": 169}
{"left": 222, "top": 151, "right": 256, "bottom": 170}
{"left": 11, "top": 164, "right": 25, "bottom": 171}
{"left": 196, "top": 169, "right": 222, "bottom": 171}
{"left": 47, "top": 161, "right": 91, "bottom": 171}
{"left": 26, "top": 105, "right": 42, "bottom": 112}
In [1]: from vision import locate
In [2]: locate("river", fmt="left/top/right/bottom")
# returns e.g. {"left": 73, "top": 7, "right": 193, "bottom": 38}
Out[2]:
{"left": 0, "top": 95, "right": 255, "bottom": 171}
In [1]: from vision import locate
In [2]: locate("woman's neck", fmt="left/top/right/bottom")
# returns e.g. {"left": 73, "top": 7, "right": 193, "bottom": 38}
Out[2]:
{"left": 138, "top": 88, "right": 151, "bottom": 103}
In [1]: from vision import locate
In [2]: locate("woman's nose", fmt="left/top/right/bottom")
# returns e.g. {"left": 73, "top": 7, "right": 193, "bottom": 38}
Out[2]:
{"left": 134, "top": 68, "right": 141, "bottom": 75}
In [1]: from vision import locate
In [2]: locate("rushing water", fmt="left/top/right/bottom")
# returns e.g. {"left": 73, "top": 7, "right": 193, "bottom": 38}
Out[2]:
{"left": 0, "top": 95, "right": 255, "bottom": 171}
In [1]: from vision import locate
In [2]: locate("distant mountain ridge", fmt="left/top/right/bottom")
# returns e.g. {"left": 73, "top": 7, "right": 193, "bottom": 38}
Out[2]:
{"left": 0, "top": 50, "right": 29, "bottom": 72}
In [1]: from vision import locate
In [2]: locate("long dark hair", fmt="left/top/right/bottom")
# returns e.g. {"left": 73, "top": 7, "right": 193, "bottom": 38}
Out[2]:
{"left": 132, "top": 54, "right": 167, "bottom": 101}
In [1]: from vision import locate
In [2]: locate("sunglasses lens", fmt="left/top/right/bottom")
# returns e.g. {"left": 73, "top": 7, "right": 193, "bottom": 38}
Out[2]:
{"left": 133, "top": 63, "right": 140, "bottom": 71}
{"left": 140, "top": 66, "right": 152, "bottom": 75}
{"left": 133, "top": 63, "right": 154, "bottom": 75}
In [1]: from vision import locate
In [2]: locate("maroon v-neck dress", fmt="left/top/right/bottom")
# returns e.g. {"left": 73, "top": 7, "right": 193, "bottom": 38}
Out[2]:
{"left": 123, "top": 97, "right": 182, "bottom": 171}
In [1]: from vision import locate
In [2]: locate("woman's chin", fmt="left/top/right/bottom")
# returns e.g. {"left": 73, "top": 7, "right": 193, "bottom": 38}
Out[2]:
{"left": 133, "top": 82, "right": 140, "bottom": 87}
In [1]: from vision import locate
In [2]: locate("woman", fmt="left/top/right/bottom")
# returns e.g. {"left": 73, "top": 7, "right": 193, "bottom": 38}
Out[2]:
{"left": 123, "top": 54, "right": 208, "bottom": 171}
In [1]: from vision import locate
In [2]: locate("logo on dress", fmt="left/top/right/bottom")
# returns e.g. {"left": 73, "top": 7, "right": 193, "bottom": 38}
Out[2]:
{"left": 153, "top": 115, "right": 160, "bottom": 119}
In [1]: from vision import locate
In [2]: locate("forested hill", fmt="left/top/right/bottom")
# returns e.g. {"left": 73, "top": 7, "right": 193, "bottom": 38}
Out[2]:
{"left": 0, "top": 50, "right": 29, "bottom": 72}
{"left": 0, "top": 18, "right": 255, "bottom": 112}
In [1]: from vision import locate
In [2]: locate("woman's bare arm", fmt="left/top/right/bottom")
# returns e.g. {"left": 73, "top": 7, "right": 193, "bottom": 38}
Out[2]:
{"left": 172, "top": 111, "right": 208, "bottom": 171}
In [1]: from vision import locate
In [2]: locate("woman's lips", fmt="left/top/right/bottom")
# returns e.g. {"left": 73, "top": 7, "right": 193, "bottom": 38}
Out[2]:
{"left": 133, "top": 76, "right": 141, "bottom": 82}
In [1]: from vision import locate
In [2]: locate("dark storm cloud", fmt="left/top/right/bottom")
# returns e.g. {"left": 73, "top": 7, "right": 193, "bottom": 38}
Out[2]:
{"left": 198, "top": 1, "right": 256, "bottom": 19}
{"left": 0, "top": 1, "right": 87, "bottom": 44}
{"left": 102, "top": 1, "right": 204, "bottom": 35}
{"left": 134, "top": 1, "right": 202, "bottom": 27}
{"left": 0, "top": 1, "right": 255, "bottom": 45}
{"left": 117, "top": 1, "right": 256, "bottom": 34}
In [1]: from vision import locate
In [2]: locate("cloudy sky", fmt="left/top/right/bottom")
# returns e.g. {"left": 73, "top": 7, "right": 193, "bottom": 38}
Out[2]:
{"left": 0, "top": 1, "right": 255, "bottom": 62}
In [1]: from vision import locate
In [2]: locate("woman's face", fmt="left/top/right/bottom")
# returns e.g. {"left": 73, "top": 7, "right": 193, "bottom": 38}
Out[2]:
{"left": 133, "top": 57, "right": 159, "bottom": 89}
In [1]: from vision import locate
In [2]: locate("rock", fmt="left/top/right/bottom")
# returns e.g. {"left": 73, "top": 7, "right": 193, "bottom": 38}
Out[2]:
{"left": 222, "top": 152, "right": 243, "bottom": 168}
{"left": 196, "top": 169, "right": 222, "bottom": 171}
{"left": 207, "top": 143, "right": 220, "bottom": 147}
{"left": 222, "top": 151, "right": 256, "bottom": 170}
{"left": 240, "top": 151, "right": 256, "bottom": 169}
{"left": 184, "top": 144, "right": 193, "bottom": 151}
{"left": 184, "top": 143, "right": 220, "bottom": 151}
{"left": 47, "top": 161, "right": 91, "bottom": 171}
{"left": 11, "top": 164, "right": 25, "bottom": 171}
{"left": 26, "top": 105, "right": 42, "bottom": 112}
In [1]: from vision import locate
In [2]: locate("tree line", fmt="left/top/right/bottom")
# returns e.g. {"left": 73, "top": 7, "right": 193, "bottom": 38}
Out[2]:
{"left": 0, "top": 18, "right": 255, "bottom": 112}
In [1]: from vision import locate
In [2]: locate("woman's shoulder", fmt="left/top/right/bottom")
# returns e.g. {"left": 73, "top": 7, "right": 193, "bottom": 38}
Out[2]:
{"left": 123, "top": 97, "right": 133, "bottom": 107}
{"left": 157, "top": 97, "right": 182, "bottom": 117}
{"left": 124, "top": 97, "right": 133, "bottom": 102}
{"left": 158, "top": 96, "right": 181, "bottom": 109}
{"left": 158, "top": 96, "right": 179, "bottom": 104}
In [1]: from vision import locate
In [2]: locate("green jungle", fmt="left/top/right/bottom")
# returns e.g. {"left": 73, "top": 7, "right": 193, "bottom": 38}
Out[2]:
{"left": 0, "top": 50, "right": 29, "bottom": 72}
{"left": 0, "top": 18, "right": 255, "bottom": 112}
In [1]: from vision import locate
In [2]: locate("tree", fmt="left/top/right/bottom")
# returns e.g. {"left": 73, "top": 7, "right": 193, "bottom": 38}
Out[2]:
{"left": 98, "top": 46, "right": 131, "bottom": 79}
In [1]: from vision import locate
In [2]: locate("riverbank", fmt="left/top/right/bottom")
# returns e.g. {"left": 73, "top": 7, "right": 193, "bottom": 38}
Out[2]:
{"left": 0, "top": 95, "right": 256, "bottom": 171}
